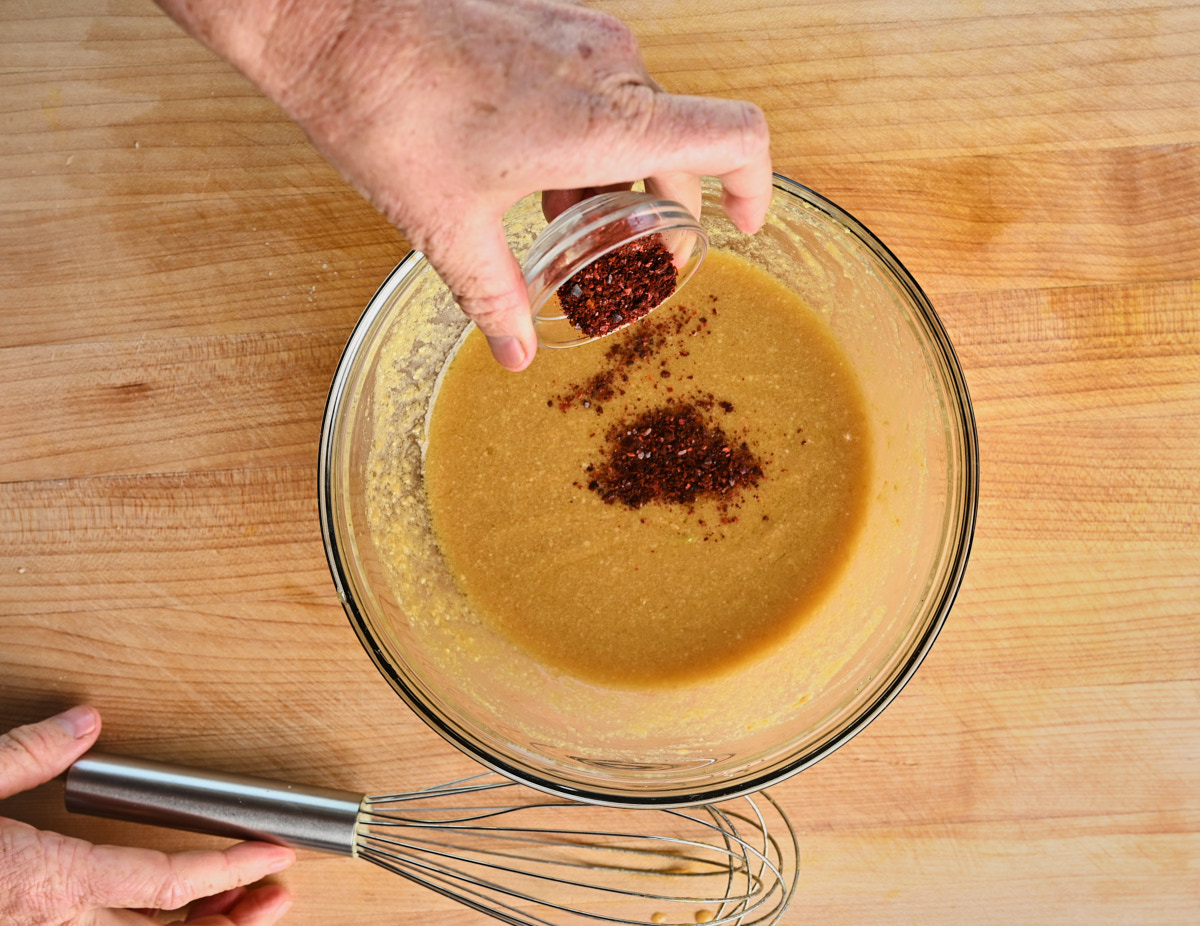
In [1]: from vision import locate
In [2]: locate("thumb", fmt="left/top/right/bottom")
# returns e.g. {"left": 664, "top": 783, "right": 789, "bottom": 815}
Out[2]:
{"left": 423, "top": 217, "right": 538, "bottom": 372}
{"left": 0, "top": 705, "right": 101, "bottom": 799}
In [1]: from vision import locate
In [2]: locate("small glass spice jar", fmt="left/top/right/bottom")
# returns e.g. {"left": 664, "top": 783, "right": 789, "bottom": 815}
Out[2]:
{"left": 522, "top": 191, "right": 708, "bottom": 349}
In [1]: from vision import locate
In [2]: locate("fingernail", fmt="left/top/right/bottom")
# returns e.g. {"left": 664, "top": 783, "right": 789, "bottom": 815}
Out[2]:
{"left": 269, "top": 897, "right": 293, "bottom": 922}
{"left": 486, "top": 335, "right": 528, "bottom": 371}
{"left": 265, "top": 849, "right": 295, "bottom": 874}
{"left": 53, "top": 705, "right": 97, "bottom": 739}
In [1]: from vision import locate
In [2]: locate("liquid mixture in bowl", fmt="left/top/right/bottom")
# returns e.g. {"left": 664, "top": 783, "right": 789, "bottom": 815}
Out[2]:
{"left": 418, "top": 250, "right": 872, "bottom": 688}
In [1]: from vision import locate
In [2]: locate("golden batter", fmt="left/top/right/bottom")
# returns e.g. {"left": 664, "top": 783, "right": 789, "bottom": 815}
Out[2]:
{"left": 422, "top": 250, "right": 871, "bottom": 688}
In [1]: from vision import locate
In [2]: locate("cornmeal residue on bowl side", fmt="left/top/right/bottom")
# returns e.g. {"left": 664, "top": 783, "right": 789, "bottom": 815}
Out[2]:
{"left": 420, "top": 249, "right": 872, "bottom": 688}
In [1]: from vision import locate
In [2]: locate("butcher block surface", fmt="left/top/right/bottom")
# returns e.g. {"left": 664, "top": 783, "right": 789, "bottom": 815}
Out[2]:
{"left": 1, "top": 2, "right": 1197, "bottom": 924}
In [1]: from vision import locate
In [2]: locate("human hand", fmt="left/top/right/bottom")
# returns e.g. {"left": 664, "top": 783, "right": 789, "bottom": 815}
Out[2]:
{"left": 0, "top": 706, "right": 294, "bottom": 926}
{"left": 153, "top": 0, "right": 772, "bottom": 371}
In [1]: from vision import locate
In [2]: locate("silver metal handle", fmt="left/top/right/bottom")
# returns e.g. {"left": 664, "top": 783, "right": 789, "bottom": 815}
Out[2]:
{"left": 65, "top": 753, "right": 364, "bottom": 856}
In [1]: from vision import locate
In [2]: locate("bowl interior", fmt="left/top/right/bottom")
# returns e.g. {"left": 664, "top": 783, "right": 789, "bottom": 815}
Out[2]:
{"left": 319, "top": 176, "right": 977, "bottom": 806}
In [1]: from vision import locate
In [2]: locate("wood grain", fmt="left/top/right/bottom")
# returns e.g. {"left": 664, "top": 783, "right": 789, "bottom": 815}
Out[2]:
{"left": 0, "top": 331, "right": 343, "bottom": 480}
{"left": 623, "top": 1, "right": 1200, "bottom": 162}
{"left": 1, "top": 1, "right": 1198, "bottom": 925}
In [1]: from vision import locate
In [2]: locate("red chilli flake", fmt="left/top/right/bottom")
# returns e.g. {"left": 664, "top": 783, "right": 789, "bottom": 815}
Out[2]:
{"left": 552, "top": 305, "right": 712, "bottom": 412}
{"left": 587, "top": 401, "right": 764, "bottom": 509}
{"left": 557, "top": 234, "right": 677, "bottom": 338}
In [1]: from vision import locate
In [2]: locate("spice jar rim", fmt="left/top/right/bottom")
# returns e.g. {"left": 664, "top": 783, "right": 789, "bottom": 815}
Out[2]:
{"left": 522, "top": 191, "right": 708, "bottom": 348}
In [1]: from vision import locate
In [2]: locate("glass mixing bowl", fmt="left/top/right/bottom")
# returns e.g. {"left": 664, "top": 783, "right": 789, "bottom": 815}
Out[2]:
{"left": 319, "top": 175, "right": 978, "bottom": 807}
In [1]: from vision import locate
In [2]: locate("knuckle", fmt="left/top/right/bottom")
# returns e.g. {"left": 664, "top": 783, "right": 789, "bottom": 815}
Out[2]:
{"left": 150, "top": 858, "right": 199, "bottom": 911}
{"left": 462, "top": 290, "right": 527, "bottom": 333}
{"left": 590, "top": 76, "right": 657, "bottom": 135}
{"left": 0, "top": 722, "right": 57, "bottom": 782}
{"left": 165, "top": 848, "right": 240, "bottom": 911}
{"left": 31, "top": 832, "right": 93, "bottom": 917}
{"left": 0, "top": 827, "right": 56, "bottom": 918}
{"left": 152, "top": 881, "right": 193, "bottom": 912}
{"left": 736, "top": 101, "right": 770, "bottom": 157}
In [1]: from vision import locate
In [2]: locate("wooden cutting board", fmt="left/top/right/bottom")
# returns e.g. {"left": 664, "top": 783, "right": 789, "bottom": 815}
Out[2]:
{"left": 1, "top": 2, "right": 1198, "bottom": 924}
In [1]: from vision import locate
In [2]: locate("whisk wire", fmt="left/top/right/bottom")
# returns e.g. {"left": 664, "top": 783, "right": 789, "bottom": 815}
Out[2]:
{"left": 359, "top": 844, "right": 567, "bottom": 926}
{"left": 360, "top": 839, "right": 755, "bottom": 926}
{"left": 359, "top": 826, "right": 762, "bottom": 904}
{"left": 355, "top": 787, "right": 796, "bottom": 926}
{"left": 367, "top": 773, "right": 516, "bottom": 804}
{"left": 369, "top": 827, "right": 740, "bottom": 883}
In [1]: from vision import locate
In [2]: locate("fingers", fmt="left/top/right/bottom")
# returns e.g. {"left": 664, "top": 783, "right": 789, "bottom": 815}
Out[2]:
{"left": 188, "top": 883, "right": 292, "bottom": 926}
{"left": 541, "top": 182, "right": 632, "bottom": 223}
{"left": 93, "top": 884, "right": 291, "bottom": 926}
{"left": 542, "top": 92, "right": 771, "bottom": 247}
{"left": 180, "top": 886, "right": 248, "bottom": 920}
{"left": 643, "top": 171, "right": 702, "bottom": 223}
{"left": 422, "top": 217, "right": 538, "bottom": 371}
{"left": 637, "top": 79, "right": 704, "bottom": 221}
{"left": 75, "top": 840, "right": 294, "bottom": 912}
{"left": 540, "top": 189, "right": 580, "bottom": 223}
{"left": 0, "top": 705, "right": 101, "bottom": 800}
{"left": 624, "top": 93, "right": 773, "bottom": 234}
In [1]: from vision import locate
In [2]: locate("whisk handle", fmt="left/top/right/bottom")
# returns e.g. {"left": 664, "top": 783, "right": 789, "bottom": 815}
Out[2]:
{"left": 65, "top": 753, "right": 364, "bottom": 856}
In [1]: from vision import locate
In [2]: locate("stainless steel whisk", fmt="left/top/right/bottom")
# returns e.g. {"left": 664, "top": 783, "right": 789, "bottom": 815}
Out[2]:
{"left": 66, "top": 753, "right": 798, "bottom": 926}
